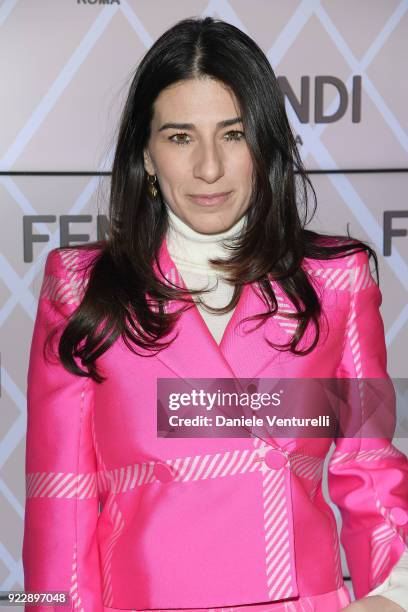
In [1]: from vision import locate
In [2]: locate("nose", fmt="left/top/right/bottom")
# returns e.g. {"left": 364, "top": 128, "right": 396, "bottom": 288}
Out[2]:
{"left": 193, "top": 139, "right": 224, "bottom": 183}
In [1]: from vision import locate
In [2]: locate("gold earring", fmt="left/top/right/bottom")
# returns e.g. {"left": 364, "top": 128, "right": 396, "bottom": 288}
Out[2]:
{"left": 147, "top": 173, "right": 158, "bottom": 198}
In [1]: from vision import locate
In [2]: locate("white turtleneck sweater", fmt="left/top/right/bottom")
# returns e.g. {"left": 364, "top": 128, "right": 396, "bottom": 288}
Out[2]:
{"left": 165, "top": 204, "right": 246, "bottom": 344}
{"left": 164, "top": 203, "right": 408, "bottom": 611}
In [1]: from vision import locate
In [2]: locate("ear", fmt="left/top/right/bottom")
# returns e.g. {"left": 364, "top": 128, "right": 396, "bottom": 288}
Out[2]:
{"left": 143, "top": 149, "right": 155, "bottom": 175}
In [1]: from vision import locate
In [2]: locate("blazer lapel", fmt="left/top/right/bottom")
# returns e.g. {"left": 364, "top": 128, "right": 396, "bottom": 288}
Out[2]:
{"left": 152, "top": 235, "right": 237, "bottom": 380}
{"left": 152, "top": 235, "right": 290, "bottom": 383}
{"left": 218, "top": 280, "right": 292, "bottom": 380}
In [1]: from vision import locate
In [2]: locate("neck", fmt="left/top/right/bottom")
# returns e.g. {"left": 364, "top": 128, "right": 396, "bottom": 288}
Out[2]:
{"left": 164, "top": 202, "right": 247, "bottom": 275}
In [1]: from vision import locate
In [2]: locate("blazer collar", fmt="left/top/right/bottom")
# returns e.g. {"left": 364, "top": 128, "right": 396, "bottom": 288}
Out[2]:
{"left": 152, "top": 234, "right": 292, "bottom": 385}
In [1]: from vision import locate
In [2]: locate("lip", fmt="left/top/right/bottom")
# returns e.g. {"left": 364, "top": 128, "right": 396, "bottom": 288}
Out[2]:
{"left": 188, "top": 191, "right": 232, "bottom": 206}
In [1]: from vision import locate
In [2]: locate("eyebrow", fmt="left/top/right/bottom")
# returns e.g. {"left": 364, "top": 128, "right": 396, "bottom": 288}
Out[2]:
{"left": 158, "top": 116, "right": 243, "bottom": 132}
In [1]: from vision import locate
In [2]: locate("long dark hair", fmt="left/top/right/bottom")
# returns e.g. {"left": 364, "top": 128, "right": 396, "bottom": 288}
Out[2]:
{"left": 49, "top": 16, "right": 378, "bottom": 383}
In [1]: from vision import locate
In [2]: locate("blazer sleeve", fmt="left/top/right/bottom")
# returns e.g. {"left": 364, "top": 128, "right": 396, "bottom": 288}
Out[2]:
{"left": 327, "top": 249, "right": 408, "bottom": 601}
{"left": 22, "top": 248, "right": 104, "bottom": 612}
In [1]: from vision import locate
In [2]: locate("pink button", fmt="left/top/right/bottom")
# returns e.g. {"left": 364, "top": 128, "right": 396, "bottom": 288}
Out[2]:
{"left": 264, "top": 449, "right": 287, "bottom": 470}
{"left": 153, "top": 463, "right": 175, "bottom": 483}
{"left": 390, "top": 507, "right": 408, "bottom": 526}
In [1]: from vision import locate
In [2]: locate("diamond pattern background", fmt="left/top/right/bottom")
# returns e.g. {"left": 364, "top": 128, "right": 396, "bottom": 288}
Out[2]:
{"left": 0, "top": 0, "right": 407, "bottom": 605}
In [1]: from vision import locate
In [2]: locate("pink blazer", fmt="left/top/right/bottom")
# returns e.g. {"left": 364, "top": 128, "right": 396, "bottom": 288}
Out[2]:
{"left": 23, "top": 238, "right": 408, "bottom": 611}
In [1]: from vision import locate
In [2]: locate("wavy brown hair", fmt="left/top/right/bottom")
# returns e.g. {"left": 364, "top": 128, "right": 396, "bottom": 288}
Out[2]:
{"left": 48, "top": 16, "right": 378, "bottom": 383}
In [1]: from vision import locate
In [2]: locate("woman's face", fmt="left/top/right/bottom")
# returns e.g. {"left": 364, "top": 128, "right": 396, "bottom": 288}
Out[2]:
{"left": 143, "top": 77, "right": 254, "bottom": 234}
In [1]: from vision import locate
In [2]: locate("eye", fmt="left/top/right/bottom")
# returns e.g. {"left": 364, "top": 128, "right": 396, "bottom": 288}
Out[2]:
{"left": 169, "top": 132, "right": 191, "bottom": 146}
{"left": 225, "top": 130, "right": 245, "bottom": 142}
{"left": 168, "top": 130, "right": 245, "bottom": 146}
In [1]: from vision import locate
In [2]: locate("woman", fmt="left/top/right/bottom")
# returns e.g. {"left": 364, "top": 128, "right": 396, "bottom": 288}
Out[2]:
{"left": 22, "top": 16, "right": 408, "bottom": 612}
